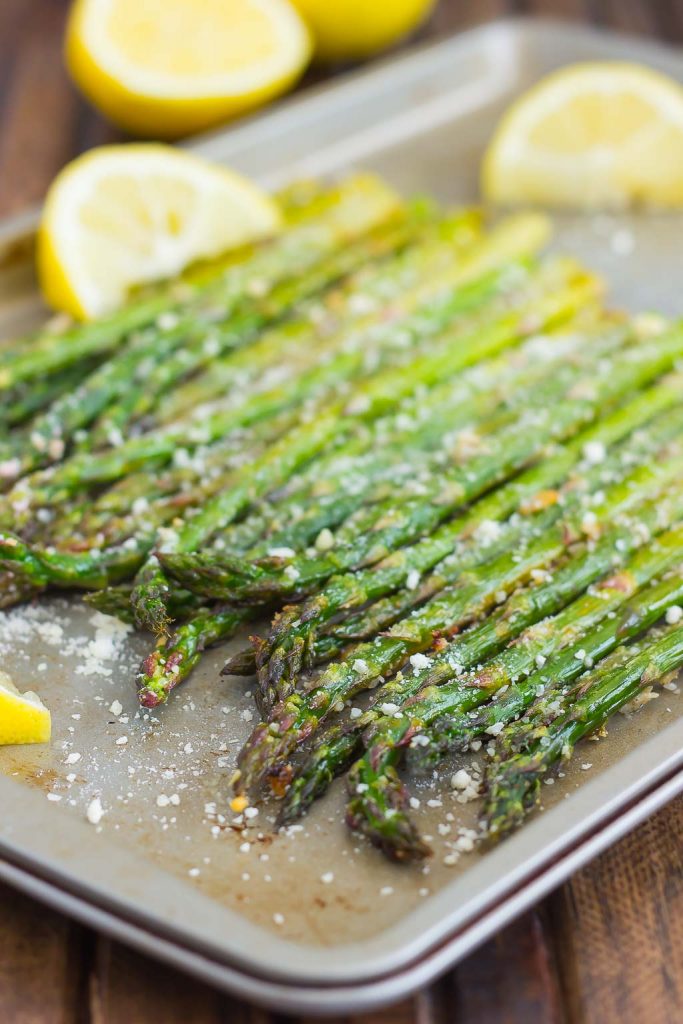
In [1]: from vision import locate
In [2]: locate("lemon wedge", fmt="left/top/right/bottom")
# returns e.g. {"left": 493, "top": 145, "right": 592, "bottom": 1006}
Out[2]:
{"left": 483, "top": 62, "right": 683, "bottom": 209}
{"left": 290, "top": 0, "right": 435, "bottom": 63}
{"left": 37, "top": 144, "right": 282, "bottom": 319}
{"left": 65, "top": 0, "right": 312, "bottom": 138}
{"left": 0, "top": 671, "right": 52, "bottom": 746}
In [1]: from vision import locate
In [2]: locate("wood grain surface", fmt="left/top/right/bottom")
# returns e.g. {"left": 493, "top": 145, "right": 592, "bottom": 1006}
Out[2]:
{"left": 0, "top": 1, "right": 682, "bottom": 1022}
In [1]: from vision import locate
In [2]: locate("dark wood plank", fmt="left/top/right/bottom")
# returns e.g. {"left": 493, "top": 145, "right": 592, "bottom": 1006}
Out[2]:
{"left": 433, "top": 910, "right": 564, "bottom": 1024}
{"left": 0, "top": 880, "right": 87, "bottom": 1023}
{"left": 428, "top": 0, "right": 511, "bottom": 34}
{"left": 589, "top": 0, "right": 664, "bottom": 35}
{"left": 0, "top": 0, "right": 78, "bottom": 217}
{"left": 549, "top": 798, "right": 683, "bottom": 1024}
{"left": 89, "top": 937, "right": 226, "bottom": 1024}
{"left": 283, "top": 999, "right": 418, "bottom": 1024}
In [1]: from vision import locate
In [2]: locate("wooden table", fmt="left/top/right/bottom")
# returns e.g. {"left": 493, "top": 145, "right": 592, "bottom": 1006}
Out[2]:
{"left": 1, "top": 2, "right": 682, "bottom": 1021}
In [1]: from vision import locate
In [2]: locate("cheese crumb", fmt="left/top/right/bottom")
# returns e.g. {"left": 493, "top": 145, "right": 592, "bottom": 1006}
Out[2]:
{"left": 315, "top": 528, "right": 335, "bottom": 552}
{"left": 406, "top": 569, "right": 421, "bottom": 590}
{"left": 451, "top": 769, "right": 473, "bottom": 791}
{"left": 86, "top": 797, "right": 104, "bottom": 825}
{"left": 582, "top": 441, "right": 606, "bottom": 465}
{"left": 268, "top": 546, "right": 295, "bottom": 559}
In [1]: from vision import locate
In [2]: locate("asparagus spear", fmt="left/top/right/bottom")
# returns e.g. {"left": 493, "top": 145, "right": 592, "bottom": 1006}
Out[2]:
{"left": 136, "top": 606, "right": 250, "bottom": 708}
{"left": 162, "top": 311, "right": 622, "bottom": 585}
{"left": 49, "top": 407, "right": 306, "bottom": 548}
{"left": 214, "top": 337, "right": 683, "bottom": 705}
{"left": 0, "top": 531, "right": 146, "bottom": 589}
{"left": 166, "top": 322, "right": 674, "bottom": 616}
{"left": 87, "top": 206, "right": 442, "bottom": 448}
{"left": 0, "top": 176, "right": 401, "bottom": 391}
{"left": 85, "top": 583, "right": 202, "bottom": 623}
{"left": 235, "top": 465, "right": 683, "bottom": 800}
{"left": 0, "top": 570, "right": 43, "bottom": 609}
{"left": 273, "top": 560, "right": 683, "bottom": 826}
{"left": 277, "top": 426, "right": 683, "bottom": 821}
{"left": 156, "top": 268, "right": 602, "bottom": 602}
{"left": 343, "top": 489, "right": 683, "bottom": 861}
{"left": 207, "top": 311, "right": 619, "bottom": 559}
{"left": 483, "top": 621, "right": 683, "bottom": 838}
{"left": 222, "top": 382, "right": 683, "bottom": 683}
{"left": 143, "top": 364, "right": 561, "bottom": 708}
{"left": 0, "top": 361, "right": 100, "bottom": 429}
{"left": 8, "top": 264, "right": 505, "bottom": 509}
{"left": 282, "top": 459, "right": 683, "bottom": 824}
{"left": 473, "top": 565, "right": 683, "bottom": 760}
{"left": 119, "top": 207, "right": 481, "bottom": 434}
{"left": 130, "top": 223, "right": 562, "bottom": 634}
{"left": 17, "top": 215, "right": 550, "bottom": 508}
{"left": 138, "top": 332, "right": 588, "bottom": 705}
{"left": 1, "top": 184, "right": 406, "bottom": 484}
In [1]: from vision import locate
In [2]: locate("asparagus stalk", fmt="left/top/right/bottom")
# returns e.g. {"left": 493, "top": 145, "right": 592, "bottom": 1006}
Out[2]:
{"left": 0, "top": 183, "right": 405, "bottom": 484}
{"left": 130, "top": 223, "right": 562, "bottom": 634}
{"left": 235, "top": 466, "right": 683, "bottom": 800}
{"left": 131, "top": 207, "right": 480, "bottom": 432}
{"left": 19, "top": 216, "right": 550, "bottom": 507}
{"left": 8, "top": 263, "right": 504, "bottom": 508}
{"left": 87, "top": 206, "right": 440, "bottom": 448}
{"left": 283, "top": 468, "right": 683, "bottom": 825}
{"left": 222, "top": 383, "right": 683, "bottom": 684}
{"left": 163, "top": 312, "right": 620, "bottom": 603}
{"left": 218, "top": 337, "right": 683, "bottom": 705}
{"left": 0, "top": 531, "right": 147, "bottom": 589}
{"left": 166, "top": 325, "right": 675, "bottom": 617}
{"left": 0, "top": 570, "right": 43, "bottom": 609}
{"left": 136, "top": 606, "right": 250, "bottom": 708}
{"left": 343, "top": 492, "right": 683, "bottom": 861}
{"left": 85, "top": 583, "right": 202, "bottom": 622}
{"left": 277, "top": 429, "right": 683, "bottom": 821}
{"left": 0, "top": 176, "right": 400, "bottom": 391}
{"left": 483, "top": 622, "right": 683, "bottom": 838}
{"left": 200, "top": 311, "right": 617, "bottom": 559}
{"left": 0, "top": 361, "right": 100, "bottom": 429}
{"left": 344, "top": 565, "right": 683, "bottom": 860}
{"left": 156, "top": 268, "right": 602, "bottom": 602}
{"left": 49, "top": 407, "right": 306, "bottom": 548}
{"left": 478, "top": 566, "right": 683, "bottom": 760}
{"left": 139, "top": 328, "right": 586, "bottom": 705}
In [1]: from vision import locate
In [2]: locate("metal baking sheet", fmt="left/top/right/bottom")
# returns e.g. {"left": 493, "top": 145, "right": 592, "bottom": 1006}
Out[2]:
{"left": 1, "top": 17, "right": 683, "bottom": 1014}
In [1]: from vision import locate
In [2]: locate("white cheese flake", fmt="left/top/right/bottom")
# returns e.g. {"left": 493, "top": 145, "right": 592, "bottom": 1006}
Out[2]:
{"left": 86, "top": 797, "right": 104, "bottom": 825}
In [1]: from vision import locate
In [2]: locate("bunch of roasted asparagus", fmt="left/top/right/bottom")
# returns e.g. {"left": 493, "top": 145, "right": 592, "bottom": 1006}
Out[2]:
{"left": 1, "top": 174, "right": 682, "bottom": 861}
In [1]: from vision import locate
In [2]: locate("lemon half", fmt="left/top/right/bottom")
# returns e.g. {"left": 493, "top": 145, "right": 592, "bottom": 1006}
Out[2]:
{"left": 37, "top": 144, "right": 282, "bottom": 319}
{"left": 0, "top": 671, "right": 52, "bottom": 747}
{"left": 290, "top": 0, "right": 435, "bottom": 63}
{"left": 483, "top": 62, "right": 683, "bottom": 209}
{"left": 66, "top": 0, "right": 312, "bottom": 138}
